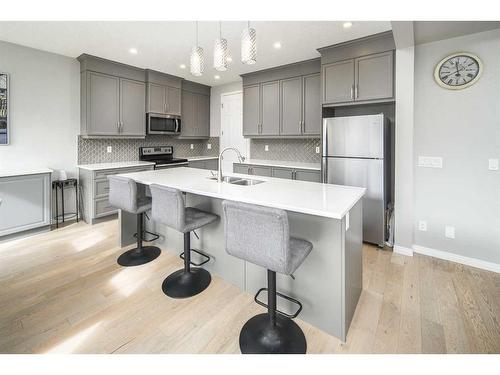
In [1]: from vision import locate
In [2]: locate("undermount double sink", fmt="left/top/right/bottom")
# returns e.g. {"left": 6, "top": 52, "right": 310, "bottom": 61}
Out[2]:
{"left": 207, "top": 175, "right": 265, "bottom": 186}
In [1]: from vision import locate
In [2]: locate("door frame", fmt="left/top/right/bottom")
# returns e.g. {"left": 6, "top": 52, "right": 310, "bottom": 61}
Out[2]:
{"left": 220, "top": 90, "right": 249, "bottom": 157}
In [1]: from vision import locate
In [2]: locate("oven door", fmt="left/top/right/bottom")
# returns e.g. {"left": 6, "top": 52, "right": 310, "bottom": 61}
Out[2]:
{"left": 147, "top": 114, "right": 181, "bottom": 134}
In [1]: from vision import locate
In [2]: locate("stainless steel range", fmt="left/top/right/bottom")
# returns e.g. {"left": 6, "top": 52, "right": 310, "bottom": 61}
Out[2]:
{"left": 139, "top": 146, "right": 188, "bottom": 170}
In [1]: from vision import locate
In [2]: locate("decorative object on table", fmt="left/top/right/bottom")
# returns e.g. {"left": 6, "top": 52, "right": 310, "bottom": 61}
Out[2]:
{"left": 0, "top": 72, "right": 9, "bottom": 145}
{"left": 52, "top": 178, "right": 79, "bottom": 228}
{"left": 434, "top": 52, "right": 482, "bottom": 90}
{"left": 58, "top": 170, "right": 68, "bottom": 181}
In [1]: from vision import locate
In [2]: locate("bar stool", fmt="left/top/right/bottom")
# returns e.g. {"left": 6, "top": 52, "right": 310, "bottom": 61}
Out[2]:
{"left": 108, "top": 175, "right": 161, "bottom": 267}
{"left": 221, "top": 200, "right": 313, "bottom": 354}
{"left": 150, "top": 184, "right": 219, "bottom": 299}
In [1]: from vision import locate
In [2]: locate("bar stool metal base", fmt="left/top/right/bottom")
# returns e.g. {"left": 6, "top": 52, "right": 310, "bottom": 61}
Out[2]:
{"left": 117, "top": 246, "right": 161, "bottom": 267}
{"left": 161, "top": 268, "right": 211, "bottom": 298}
{"left": 239, "top": 313, "right": 307, "bottom": 354}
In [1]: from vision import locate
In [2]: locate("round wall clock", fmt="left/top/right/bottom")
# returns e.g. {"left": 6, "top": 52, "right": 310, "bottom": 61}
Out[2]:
{"left": 434, "top": 52, "right": 483, "bottom": 90}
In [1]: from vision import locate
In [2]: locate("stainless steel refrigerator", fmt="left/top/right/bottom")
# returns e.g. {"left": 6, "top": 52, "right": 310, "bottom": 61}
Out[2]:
{"left": 322, "top": 114, "right": 392, "bottom": 247}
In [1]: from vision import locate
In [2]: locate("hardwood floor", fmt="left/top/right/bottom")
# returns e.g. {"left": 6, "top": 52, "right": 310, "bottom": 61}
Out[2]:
{"left": 0, "top": 219, "right": 499, "bottom": 354}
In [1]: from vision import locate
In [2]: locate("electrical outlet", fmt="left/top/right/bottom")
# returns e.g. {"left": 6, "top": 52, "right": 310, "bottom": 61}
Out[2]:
{"left": 418, "top": 156, "right": 443, "bottom": 168}
{"left": 445, "top": 226, "right": 455, "bottom": 239}
{"left": 418, "top": 220, "right": 427, "bottom": 231}
{"left": 316, "top": 146, "right": 320, "bottom": 154}
{"left": 265, "top": 145, "right": 269, "bottom": 152}
{"left": 190, "top": 144, "right": 194, "bottom": 150}
{"left": 488, "top": 158, "right": 499, "bottom": 171}
{"left": 207, "top": 143, "right": 212, "bottom": 150}
{"left": 106, "top": 146, "right": 112, "bottom": 153}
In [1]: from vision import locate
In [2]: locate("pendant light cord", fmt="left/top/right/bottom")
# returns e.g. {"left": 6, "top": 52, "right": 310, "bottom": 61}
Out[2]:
{"left": 196, "top": 21, "right": 199, "bottom": 46}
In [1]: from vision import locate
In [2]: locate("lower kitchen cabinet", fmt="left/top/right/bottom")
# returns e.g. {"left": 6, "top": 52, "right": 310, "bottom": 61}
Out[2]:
{"left": 0, "top": 172, "right": 51, "bottom": 238}
{"left": 188, "top": 158, "right": 218, "bottom": 170}
{"left": 234, "top": 163, "right": 321, "bottom": 182}
{"left": 78, "top": 165, "right": 154, "bottom": 224}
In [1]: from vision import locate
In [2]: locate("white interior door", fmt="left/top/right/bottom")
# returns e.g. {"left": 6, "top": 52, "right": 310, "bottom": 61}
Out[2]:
{"left": 220, "top": 91, "right": 248, "bottom": 173}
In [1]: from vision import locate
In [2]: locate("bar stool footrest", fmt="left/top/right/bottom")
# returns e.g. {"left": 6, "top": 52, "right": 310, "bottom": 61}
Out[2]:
{"left": 254, "top": 287, "right": 303, "bottom": 319}
{"left": 133, "top": 230, "right": 160, "bottom": 242}
{"left": 180, "top": 249, "right": 211, "bottom": 267}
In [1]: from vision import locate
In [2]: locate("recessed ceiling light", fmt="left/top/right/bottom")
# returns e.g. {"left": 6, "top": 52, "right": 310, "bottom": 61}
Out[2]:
{"left": 180, "top": 64, "right": 186, "bottom": 69}
{"left": 273, "top": 41, "right": 282, "bottom": 49}
{"left": 129, "top": 48, "right": 138, "bottom": 55}
{"left": 214, "top": 75, "right": 220, "bottom": 80}
{"left": 343, "top": 22, "right": 353, "bottom": 29}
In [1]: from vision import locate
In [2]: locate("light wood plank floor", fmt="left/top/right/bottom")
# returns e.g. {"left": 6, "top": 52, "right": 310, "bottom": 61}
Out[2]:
{"left": 0, "top": 219, "right": 499, "bottom": 354}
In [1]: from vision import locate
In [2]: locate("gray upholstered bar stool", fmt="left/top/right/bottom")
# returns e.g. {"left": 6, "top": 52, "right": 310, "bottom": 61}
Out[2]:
{"left": 150, "top": 184, "right": 219, "bottom": 299}
{"left": 222, "top": 200, "right": 313, "bottom": 354}
{"left": 108, "top": 175, "right": 161, "bottom": 267}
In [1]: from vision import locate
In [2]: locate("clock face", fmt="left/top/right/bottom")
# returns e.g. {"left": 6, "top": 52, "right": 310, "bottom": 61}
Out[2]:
{"left": 434, "top": 53, "right": 482, "bottom": 89}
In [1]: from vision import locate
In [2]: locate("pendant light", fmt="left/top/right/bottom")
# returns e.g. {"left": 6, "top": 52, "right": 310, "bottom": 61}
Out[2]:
{"left": 190, "top": 21, "right": 204, "bottom": 76}
{"left": 214, "top": 21, "right": 229, "bottom": 71}
{"left": 241, "top": 21, "right": 257, "bottom": 65}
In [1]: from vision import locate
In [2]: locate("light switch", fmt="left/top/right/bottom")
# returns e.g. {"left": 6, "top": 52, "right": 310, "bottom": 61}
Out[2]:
{"left": 488, "top": 158, "right": 499, "bottom": 171}
{"left": 207, "top": 143, "right": 212, "bottom": 150}
{"left": 190, "top": 144, "right": 194, "bottom": 150}
{"left": 418, "top": 156, "right": 443, "bottom": 168}
{"left": 106, "top": 146, "right": 112, "bottom": 153}
{"left": 418, "top": 220, "right": 427, "bottom": 231}
{"left": 265, "top": 145, "right": 269, "bottom": 152}
{"left": 445, "top": 226, "right": 455, "bottom": 239}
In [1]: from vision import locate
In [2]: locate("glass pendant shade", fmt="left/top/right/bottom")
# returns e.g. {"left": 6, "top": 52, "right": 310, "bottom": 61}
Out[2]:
{"left": 213, "top": 38, "right": 228, "bottom": 71}
{"left": 241, "top": 27, "right": 257, "bottom": 65}
{"left": 190, "top": 46, "right": 204, "bottom": 76}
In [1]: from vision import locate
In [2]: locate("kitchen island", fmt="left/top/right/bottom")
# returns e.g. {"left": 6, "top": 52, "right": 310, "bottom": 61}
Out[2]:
{"left": 117, "top": 167, "right": 365, "bottom": 341}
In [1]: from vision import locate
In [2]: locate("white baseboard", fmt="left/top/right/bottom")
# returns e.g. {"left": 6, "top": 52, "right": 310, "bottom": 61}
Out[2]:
{"left": 413, "top": 245, "right": 500, "bottom": 274}
{"left": 393, "top": 245, "right": 414, "bottom": 256}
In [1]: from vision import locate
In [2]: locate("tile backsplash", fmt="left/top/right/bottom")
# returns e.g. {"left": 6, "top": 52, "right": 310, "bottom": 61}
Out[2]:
{"left": 78, "top": 135, "right": 219, "bottom": 164}
{"left": 250, "top": 138, "right": 321, "bottom": 163}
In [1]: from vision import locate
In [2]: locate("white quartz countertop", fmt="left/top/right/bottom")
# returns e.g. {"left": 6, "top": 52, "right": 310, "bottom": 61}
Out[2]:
{"left": 0, "top": 168, "right": 53, "bottom": 178}
{"left": 187, "top": 156, "right": 218, "bottom": 161}
{"left": 119, "top": 167, "right": 365, "bottom": 219}
{"left": 78, "top": 161, "right": 155, "bottom": 171}
{"left": 237, "top": 159, "right": 321, "bottom": 171}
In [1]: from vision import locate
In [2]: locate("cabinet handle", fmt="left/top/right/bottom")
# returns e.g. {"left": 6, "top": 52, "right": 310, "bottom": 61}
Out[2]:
{"left": 117, "top": 122, "right": 120, "bottom": 132}
{"left": 350, "top": 85, "right": 354, "bottom": 100}
{"left": 355, "top": 84, "right": 359, "bottom": 99}
{"left": 292, "top": 170, "right": 297, "bottom": 180}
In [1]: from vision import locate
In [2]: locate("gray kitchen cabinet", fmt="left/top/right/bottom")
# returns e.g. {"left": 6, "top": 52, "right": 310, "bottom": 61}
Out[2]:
{"left": 302, "top": 73, "right": 321, "bottom": 135}
{"left": 355, "top": 51, "right": 393, "bottom": 102}
{"left": 295, "top": 169, "right": 321, "bottom": 182}
{"left": 323, "top": 60, "right": 355, "bottom": 104}
{"left": 79, "top": 164, "right": 154, "bottom": 224}
{"left": 181, "top": 90, "right": 210, "bottom": 139}
{"left": 147, "top": 83, "right": 166, "bottom": 113}
{"left": 249, "top": 165, "right": 272, "bottom": 177}
{"left": 281, "top": 77, "right": 303, "bottom": 136}
{"left": 233, "top": 164, "right": 250, "bottom": 174}
{"left": 260, "top": 81, "right": 280, "bottom": 136}
{"left": 88, "top": 72, "right": 121, "bottom": 136}
{"left": 272, "top": 167, "right": 294, "bottom": 180}
{"left": 322, "top": 51, "right": 394, "bottom": 106}
{"left": 147, "top": 83, "right": 181, "bottom": 115}
{"left": 0, "top": 172, "right": 51, "bottom": 238}
{"left": 243, "top": 84, "right": 261, "bottom": 136}
{"left": 188, "top": 158, "right": 218, "bottom": 170}
{"left": 120, "top": 78, "right": 146, "bottom": 136}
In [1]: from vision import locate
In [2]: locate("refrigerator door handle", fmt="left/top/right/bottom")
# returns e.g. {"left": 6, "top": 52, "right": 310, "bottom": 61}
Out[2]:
{"left": 322, "top": 119, "right": 328, "bottom": 156}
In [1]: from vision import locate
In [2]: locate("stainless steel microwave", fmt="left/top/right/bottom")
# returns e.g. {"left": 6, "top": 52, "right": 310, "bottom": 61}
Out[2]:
{"left": 147, "top": 113, "right": 181, "bottom": 135}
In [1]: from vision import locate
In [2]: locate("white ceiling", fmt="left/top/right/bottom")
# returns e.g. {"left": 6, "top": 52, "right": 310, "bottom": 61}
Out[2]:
{"left": 413, "top": 21, "right": 500, "bottom": 45}
{"left": 0, "top": 21, "right": 391, "bottom": 86}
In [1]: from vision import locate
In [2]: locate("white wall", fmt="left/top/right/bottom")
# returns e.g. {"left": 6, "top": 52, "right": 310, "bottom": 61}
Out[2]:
{"left": 210, "top": 81, "right": 242, "bottom": 137}
{"left": 0, "top": 40, "right": 80, "bottom": 214}
{"left": 413, "top": 29, "right": 500, "bottom": 265}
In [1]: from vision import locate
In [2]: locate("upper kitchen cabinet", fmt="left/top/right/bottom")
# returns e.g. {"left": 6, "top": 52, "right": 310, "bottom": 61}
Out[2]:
{"left": 318, "top": 31, "right": 395, "bottom": 107}
{"left": 180, "top": 80, "right": 211, "bottom": 139}
{"left": 145, "top": 70, "right": 182, "bottom": 116}
{"left": 79, "top": 54, "right": 146, "bottom": 138}
{"left": 241, "top": 59, "right": 321, "bottom": 138}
